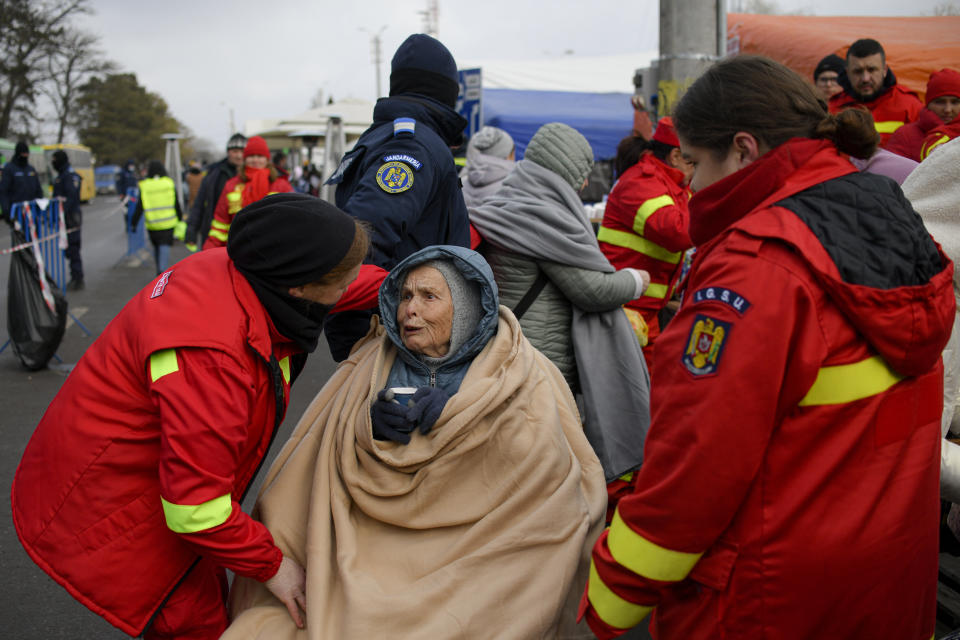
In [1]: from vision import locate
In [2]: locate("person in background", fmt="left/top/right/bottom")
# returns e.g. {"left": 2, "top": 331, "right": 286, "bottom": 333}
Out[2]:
{"left": 812, "top": 53, "right": 846, "bottom": 102}
{"left": 12, "top": 194, "right": 369, "bottom": 640}
{"left": 115, "top": 158, "right": 139, "bottom": 199}
{"left": 460, "top": 125, "right": 515, "bottom": 208}
{"left": 224, "top": 245, "right": 605, "bottom": 640}
{"left": 184, "top": 133, "right": 246, "bottom": 250}
{"left": 323, "top": 33, "right": 471, "bottom": 362}
{"left": 184, "top": 161, "right": 205, "bottom": 210}
{"left": 0, "top": 140, "right": 43, "bottom": 223}
{"left": 471, "top": 122, "right": 651, "bottom": 498}
{"left": 920, "top": 69, "right": 960, "bottom": 160}
{"left": 51, "top": 150, "right": 85, "bottom": 291}
{"left": 581, "top": 55, "right": 953, "bottom": 640}
{"left": 203, "top": 136, "right": 293, "bottom": 249}
{"left": 829, "top": 38, "right": 923, "bottom": 146}
{"left": 887, "top": 68, "right": 960, "bottom": 161}
{"left": 131, "top": 161, "right": 182, "bottom": 275}
{"left": 599, "top": 117, "right": 693, "bottom": 368}
{"left": 272, "top": 150, "right": 289, "bottom": 181}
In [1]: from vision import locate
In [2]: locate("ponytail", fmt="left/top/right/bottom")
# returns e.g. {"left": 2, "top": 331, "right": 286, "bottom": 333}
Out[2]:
{"left": 813, "top": 109, "right": 879, "bottom": 159}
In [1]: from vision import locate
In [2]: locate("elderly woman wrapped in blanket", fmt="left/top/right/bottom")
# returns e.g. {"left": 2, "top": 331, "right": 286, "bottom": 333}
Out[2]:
{"left": 224, "top": 245, "right": 606, "bottom": 639}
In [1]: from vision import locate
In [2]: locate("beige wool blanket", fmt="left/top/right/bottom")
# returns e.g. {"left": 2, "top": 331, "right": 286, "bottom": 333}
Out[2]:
{"left": 224, "top": 309, "right": 606, "bottom": 639}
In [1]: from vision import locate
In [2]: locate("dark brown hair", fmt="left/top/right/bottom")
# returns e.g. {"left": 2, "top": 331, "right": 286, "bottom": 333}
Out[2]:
{"left": 315, "top": 220, "right": 370, "bottom": 285}
{"left": 673, "top": 55, "right": 878, "bottom": 160}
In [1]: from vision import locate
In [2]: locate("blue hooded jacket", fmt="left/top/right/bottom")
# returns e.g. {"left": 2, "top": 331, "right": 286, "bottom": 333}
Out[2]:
{"left": 379, "top": 245, "right": 499, "bottom": 395}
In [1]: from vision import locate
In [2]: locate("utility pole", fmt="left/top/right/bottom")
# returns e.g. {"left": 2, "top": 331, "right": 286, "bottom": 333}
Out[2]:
{"left": 657, "top": 0, "right": 725, "bottom": 117}
{"left": 361, "top": 25, "right": 388, "bottom": 99}
{"left": 419, "top": 0, "right": 439, "bottom": 37}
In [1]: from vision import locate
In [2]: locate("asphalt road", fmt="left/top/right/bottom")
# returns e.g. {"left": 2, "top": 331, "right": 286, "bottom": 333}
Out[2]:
{"left": 0, "top": 196, "right": 340, "bottom": 639}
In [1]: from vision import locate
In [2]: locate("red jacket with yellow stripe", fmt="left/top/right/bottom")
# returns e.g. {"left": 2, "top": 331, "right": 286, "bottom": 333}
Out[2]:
{"left": 921, "top": 118, "right": 960, "bottom": 160}
{"left": 829, "top": 84, "right": 923, "bottom": 147}
{"left": 581, "top": 139, "right": 954, "bottom": 640}
{"left": 203, "top": 174, "right": 293, "bottom": 249}
{"left": 12, "top": 248, "right": 298, "bottom": 636}
{"left": 598, "top": 153, "right": 691, "bottom": 337}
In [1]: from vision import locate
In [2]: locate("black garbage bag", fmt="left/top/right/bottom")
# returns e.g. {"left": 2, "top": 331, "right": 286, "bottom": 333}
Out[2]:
{"left": 6, "top": 229, "right": 67, "bottom": 370}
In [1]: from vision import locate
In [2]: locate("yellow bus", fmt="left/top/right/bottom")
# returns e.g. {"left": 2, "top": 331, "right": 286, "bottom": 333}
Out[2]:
{"left": 43, "top": 143, "right": 96, "bottom": 202}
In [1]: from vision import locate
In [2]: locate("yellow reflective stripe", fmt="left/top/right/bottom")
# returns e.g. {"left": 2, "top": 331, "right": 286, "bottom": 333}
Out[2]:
{"left": 874, "top": 120, "right": 904, "bottom": 134}
{"left": 643, "top": 283, "right": 668, "bottom": 299}
{"left": 608, "top": 510, "right": 703, "bottom": 582}
{"left": 161, "top": 494, "right": 233, "bottom": 533}
{"left": 279, "top": 355, "right": 291, "bottom": 384}
{"left": 921, "top": 134, "right": 950, "bottom": 160}
{"left": 210, "top": 219, "right": 230, "bottom": 231}
{"left": 798, "top": 355, "right": 904, "bottom": 406}
{"left": 208, "top": 228, "right": 229, "bottom": 242}
{"left": 618, "top": 472, "right": 634, "bottom": 483}
{"left": 149, "top": 349, "right": 179, "bottom": 382}
{"left": 587, "top": 561, "right": 653, "bottom": 630}
{"left": 632, "top": 194, "right": 675, "bottom": 236}
{"left": 597, "top": 227, "right": 682, "bottom": 264}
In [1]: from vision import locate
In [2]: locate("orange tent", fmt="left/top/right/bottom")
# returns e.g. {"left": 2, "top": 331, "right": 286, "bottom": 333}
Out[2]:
{"left": 727, "top": 13, "right": 960, "bottom": 102}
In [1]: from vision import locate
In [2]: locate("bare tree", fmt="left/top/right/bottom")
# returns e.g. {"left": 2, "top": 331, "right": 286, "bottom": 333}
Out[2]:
{"left": 0, "top": 0, "right": 89, "bottom": 138}
{"left": 933, "top": 2, "right": 960, "bottom": 15}
{"left": 42, "top": 29, "right": 116, "bottom": 143}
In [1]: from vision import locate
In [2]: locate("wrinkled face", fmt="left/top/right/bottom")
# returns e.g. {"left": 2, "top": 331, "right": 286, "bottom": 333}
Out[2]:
{"left": 847, "top": 53, "right": 886, "bottom": 101}
{"left": 227, "top": 148, "right": 244, "bottom": 167}
{"left": 289, "top": 263, "right": 361, "bottom": 306}
{"left": 680, "top": 142, "right": 744, "bottom": 193}
{"left": 245, "top": 155, "right": 268, "bottom": 169}
{"left": 397, "top": 265, "right": 454, "bottom": 358}
{"left": 815, "top": 71, "right": 843, "bottom": 100}
{"left": 929, "top": 95, "right": 960, "bottom": 124}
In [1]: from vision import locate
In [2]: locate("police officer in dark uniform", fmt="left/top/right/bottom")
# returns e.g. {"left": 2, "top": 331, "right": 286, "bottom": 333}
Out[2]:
{"left": 115, "top": 159, "right": 139, "bottom": 198}
{"left": 324, "top": 33, "right": 471, "bottom": 361}
{"left": 0, "top": 141, "right": 43, "bottom": 225}
{"left": 51, "top": 150, "right": 85, "bottom": 290}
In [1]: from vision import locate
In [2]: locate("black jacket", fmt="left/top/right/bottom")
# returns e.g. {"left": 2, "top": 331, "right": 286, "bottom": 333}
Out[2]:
{"left": 184, "top": 157, "right": 237, "bottom": 246}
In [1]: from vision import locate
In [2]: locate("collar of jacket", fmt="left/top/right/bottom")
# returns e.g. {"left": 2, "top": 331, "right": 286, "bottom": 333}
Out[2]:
{"left": 373, "top": 94, "right": 468, "bottom": 147}
{"left": 688, "top": 138, "right": 857, "bottom": 247}
{"left": 641, "top": 152, "right": 687, "bottom": 187}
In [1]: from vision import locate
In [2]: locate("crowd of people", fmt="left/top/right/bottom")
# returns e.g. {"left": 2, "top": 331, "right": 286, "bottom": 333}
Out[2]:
{"left": 7, "top": 29, "right": 960, "bottom": 640}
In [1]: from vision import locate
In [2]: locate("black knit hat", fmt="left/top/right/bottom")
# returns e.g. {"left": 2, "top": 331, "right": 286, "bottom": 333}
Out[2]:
{"left": 227, "top": 193, "right": 356, "bottom": 288}
{"left": 14, "top": 141, "right": 29, "bottom": 156}
{"left": 814, "top": 54, "right": 845, "bottom": 81}
{"left": 389, "top": 34, "right": 460, "bottom": 108}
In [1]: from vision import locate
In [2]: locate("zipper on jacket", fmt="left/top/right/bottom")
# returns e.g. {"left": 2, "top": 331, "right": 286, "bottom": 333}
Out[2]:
{"left": 240, "top": 345, "right": 287, "bottom": 503}
{"left": 430, "top": 370, "right": 437, "bottom": 387}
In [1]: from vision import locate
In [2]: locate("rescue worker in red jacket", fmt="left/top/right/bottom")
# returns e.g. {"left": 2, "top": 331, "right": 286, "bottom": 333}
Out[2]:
{"left": 887, "top": 67, "right": 960, "bottom": 161}
{"left": 828, "top": 38, "right": 923, "bottom": 147}
{"left": 599, "top": 117, "right": 692, "bottom": 366}
{"left": 204, "top": 135, "right": 293, "bottom": 249}
{"left": 581, "top": 55, "right": 954, "bottom": 640}
{"left": 12, "top": 194, "right": 370, "bottom": 640}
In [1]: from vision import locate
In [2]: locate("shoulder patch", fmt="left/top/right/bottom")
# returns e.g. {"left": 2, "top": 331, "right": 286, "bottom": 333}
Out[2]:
{"left": 682, "top": 314, "right": 731, "bottom": 377}
{"left": 393, "top": 117, "right": 416, "bottom": 137}
{"left": 151, "top": 269, "right": 173, "bottom": 298}
{"left": 691, "top": 287, "right": 751, "bottom": 315}
{"left": 376, "top": 161, "right": 414, "bottom": 194}
{"left": 383, "top": 153, "right": 422, "bottom": 170}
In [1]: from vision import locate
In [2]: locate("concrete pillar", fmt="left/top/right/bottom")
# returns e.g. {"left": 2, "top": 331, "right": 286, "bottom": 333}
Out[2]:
{"left": 657, "top": 0, "right": 725, "bottom": 117}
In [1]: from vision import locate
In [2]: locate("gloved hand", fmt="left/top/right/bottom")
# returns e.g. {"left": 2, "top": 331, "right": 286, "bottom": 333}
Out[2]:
{"left": 264, "top": 555, "right": 306, "bottom": 629}
{"left": 406, "top": 386, "right": 450, "bottom": 435}
{"left": 173, "top": 220, "right": 187, "bottom": 242}
{"left": 185, "top": 242, "right": 198, "bottom": 253}
{"left": 371, "top": 388, "right": 416, "bottom": 444}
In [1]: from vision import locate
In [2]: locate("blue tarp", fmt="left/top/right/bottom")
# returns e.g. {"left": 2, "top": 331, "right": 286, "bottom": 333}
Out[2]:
{"left": 482, "top": 88, "right": 634, "bottom": 161}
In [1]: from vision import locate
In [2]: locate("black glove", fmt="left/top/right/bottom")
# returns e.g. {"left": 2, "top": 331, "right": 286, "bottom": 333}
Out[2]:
{"left": 370, "top": 389, "right": 416, "bottom": 444}
{"left": 406, "top": 386, "right": 450, "bottom": 435}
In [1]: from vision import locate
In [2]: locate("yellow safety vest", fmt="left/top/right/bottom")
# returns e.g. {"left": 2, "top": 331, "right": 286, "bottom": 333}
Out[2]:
{"left": 138, "top": 176, "right": 178, "bottom": 231}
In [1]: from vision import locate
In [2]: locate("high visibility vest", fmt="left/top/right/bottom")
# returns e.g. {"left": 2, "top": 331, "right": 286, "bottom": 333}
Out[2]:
{"left": 138, "top": 176, "right": 177, "bottom": 231}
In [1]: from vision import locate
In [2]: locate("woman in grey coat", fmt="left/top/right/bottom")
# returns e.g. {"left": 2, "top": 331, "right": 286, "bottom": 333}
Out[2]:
{"left": 470, "top": 122, "right": 652, "bottom": 482}
{"left": 460, "top": 126, "right": 516, "bottom": 207}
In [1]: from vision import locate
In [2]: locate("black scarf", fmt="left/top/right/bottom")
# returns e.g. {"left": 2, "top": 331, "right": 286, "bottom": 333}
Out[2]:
{"left": 238, "top": 268, "right": 331, "bottom": 353}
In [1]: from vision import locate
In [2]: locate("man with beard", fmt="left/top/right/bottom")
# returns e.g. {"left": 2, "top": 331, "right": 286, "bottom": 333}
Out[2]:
{"left": 829, "top": 38, "right": 923, "bottom": 147}
{"left": 183, "top": 133, "right": 246, "bottom": 250}
{"left": 0, "top": 141, "right": 43, "bottom": 224}
{"left": 322, "top": 33, "right": 471, "bottom": 361}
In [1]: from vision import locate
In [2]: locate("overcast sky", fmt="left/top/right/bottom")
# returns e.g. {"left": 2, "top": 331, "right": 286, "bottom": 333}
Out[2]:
{"left": 78, "top": 0, "right": 952, "bottom": 150}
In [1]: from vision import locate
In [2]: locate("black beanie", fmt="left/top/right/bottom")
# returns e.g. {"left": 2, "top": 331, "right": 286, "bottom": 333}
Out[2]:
{"left": 389, "top": 34, "right": 460, "bottom": 108}
{"left": 814, "top": 54, "right": 845, "bottom": 81}
{"left": 227, "top": 193, "right": 356, "bottom": 288}
{"left": 14, "top": 141, "right": 29, "bottom": 156}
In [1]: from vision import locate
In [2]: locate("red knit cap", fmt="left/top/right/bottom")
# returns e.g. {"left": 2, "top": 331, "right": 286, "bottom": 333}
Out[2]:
{"left": 652, "top": 117, "right": 680, "bottom": 147}
{"left": 926, "top": 69, "right": 960, "bottom": 105}
{"left": 244, "top": 135, "right": 270, "bottom": 158}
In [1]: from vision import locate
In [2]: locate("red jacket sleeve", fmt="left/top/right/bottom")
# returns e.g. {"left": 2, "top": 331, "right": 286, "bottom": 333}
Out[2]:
{"left": 151, "top": 347, "right": 282, "bottom": 583}
{"left": 581, "top": 237, "right": 825, "bottom": 637}
{"left": 202, "top": 182, "right": 233, "bottom": 250}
